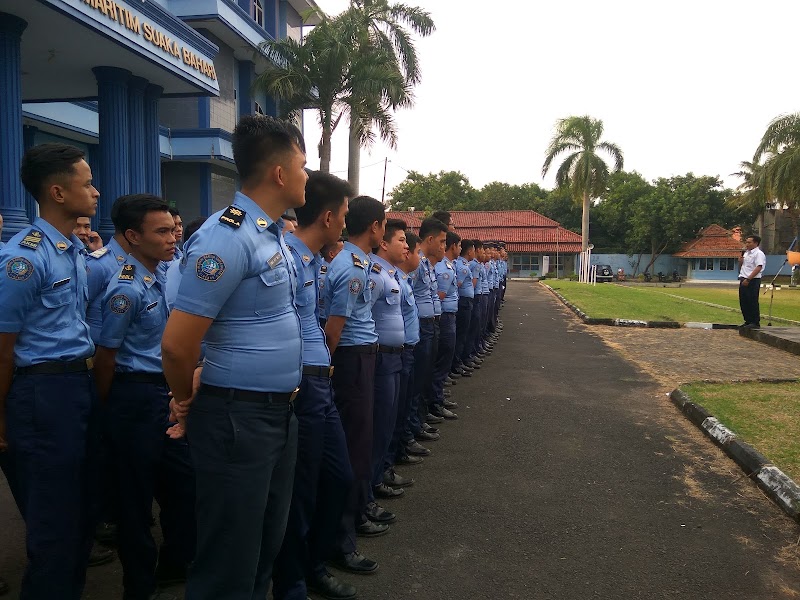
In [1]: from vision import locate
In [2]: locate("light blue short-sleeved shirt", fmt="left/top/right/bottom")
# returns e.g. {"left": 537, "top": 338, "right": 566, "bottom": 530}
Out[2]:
{"left": 435, "top": 257, "right": 459, "bottom": 313}
{"left": 369, "top": 253, "right": 405, "bottom": 348}
{"left": 285, "top": 232, "right": 330, "bottom": 367}
{"left": 174, "top": 192, "right": 302, "bottom": 392}
{"left": 86, "top": 237, "right": 128, "bottom": 343}
{"left": 411, "top": 254, "right": 435, "bottom": 319}
{"left": 398, "top": 269, "right": 419, "bottom": 345}
{"left": 455, "top": 256, "right": 474, "bottom": 299}
{"left": 0, "top": 218, "right": 94, "bottom": 366}
{"left": 479, "top": 262, "right": 489, "bottom": 294}
{"left": 318, "top": 259, "right": 330, "bottom": 317}
{"left": 99, "top": 254, "right": 168, "bottom": 373}
{"left": 323, "top": 241, "right": 377, "bottom": 347}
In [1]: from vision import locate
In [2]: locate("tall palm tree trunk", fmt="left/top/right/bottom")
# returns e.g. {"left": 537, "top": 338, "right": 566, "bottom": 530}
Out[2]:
{"left": 320, "top": 122, "right": 333, "bottom": 173}
{"left": 581, "top": 191, "right": 590, "bottom": 252}
{"left": 347, "top": 119, "right": 361, "bottom": 195}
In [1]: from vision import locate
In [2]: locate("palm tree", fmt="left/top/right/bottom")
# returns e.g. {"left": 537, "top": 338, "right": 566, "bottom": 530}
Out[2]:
{"left": 339, "top": 0, "right": 435, "bottom": 193}
{"left": 542, "top": 116, "right": 623, "bottom": 251}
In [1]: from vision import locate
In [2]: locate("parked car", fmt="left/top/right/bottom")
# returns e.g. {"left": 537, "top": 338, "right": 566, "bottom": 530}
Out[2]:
{"left": 595, "top": 264, "right": 613, "bottom": 283}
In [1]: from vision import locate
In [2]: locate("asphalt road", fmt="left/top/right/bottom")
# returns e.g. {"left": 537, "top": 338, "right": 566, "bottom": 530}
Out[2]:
{"left": 1, "top": 282, "right": 798, "bottom": 598}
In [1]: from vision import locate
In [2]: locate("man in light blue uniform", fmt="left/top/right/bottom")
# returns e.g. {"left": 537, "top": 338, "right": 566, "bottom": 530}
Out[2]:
{"left": 162, "top": 116, "right": 307, "bottom": 600}
{"left": 168, "top": 208, "right": 183, "bottom": 263}
{"left": 164, "top": 217, "right": 206, "bottom": 311}
{"left": 0, "top": 143, "right": 100, "bottom": 599}
{"left": 322, "top": 196, "right": 387, "bottom": 560}
{"left": 430, "top": 231, "right": 461, "bottom": 419}
{"left": 273, "top": 171, "right": 358, "bottom": 600}
{"left": 368, "top": 219, "right": 409, "bottom": 516}
{"left": 94, "top": 194, "right": 194, "bottom": 600}
{"left": 317, "top": 237, "right": 343, "bottom": 328}
{"left": 452, "top": 239, "right": 477, "bottom": 382}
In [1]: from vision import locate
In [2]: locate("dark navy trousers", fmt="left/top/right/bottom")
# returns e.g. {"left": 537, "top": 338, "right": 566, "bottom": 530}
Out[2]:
{"left": 370, "top": 352, "right": 402, "bottom": 496}
{"left": 393, "top": 345, "right": 415, "bottom": 453}
{"left": 453, "top": 297, "right": 474, "bottom": 370}
{"left": 1, "top": 370, "right": 98, "bottom": 600}
{"left": 431, "top": 312, "right": 456, "bottom": 405}
{"left": 407, "top": 318, "right": 435, "bottom": 438}
{"left": 185, "top": 389, "right": 298, "bottom": 600}
{"left": 466, "top": 294, "right": 484, "bottom": 359}
{"left": 273, "top": 374, "right": 353, "bottom": 600}
{"left": 107, "top": 377, "right": 196, "bottom": 600}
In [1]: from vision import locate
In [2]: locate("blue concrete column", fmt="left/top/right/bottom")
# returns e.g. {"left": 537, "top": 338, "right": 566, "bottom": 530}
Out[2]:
{"left": 278, "top": 0, "right": 287, "bottom": 39}
{"left": 199, "top": 164, "right": 212, "bottom": 216}
{"left": 237, "top": 60, "right": 254, "bottom": 118}
{"left": 198, "top": 97, "right": 210, "bottom": 128}
{"left": 93, "top": 66, "right": 131, "bottom": 240}
{"left": 144, "top": 84, "right": 163, "bottom": 196}
{"left": 0, "top": 13, "right": 29, "bottom": 241}
{"left": 128, "top": 76, "right": 148, "bottom": 194}
{"left": 265, "top": 0, "right": 278, "bottom": 38}
{"left": 22, "top": 124, "right": 38, "bottom": 224}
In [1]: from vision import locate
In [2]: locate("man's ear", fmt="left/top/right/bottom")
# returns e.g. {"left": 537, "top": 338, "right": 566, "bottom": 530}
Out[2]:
{"left": 123, "top": 228, "right": 141, "bottom": 248}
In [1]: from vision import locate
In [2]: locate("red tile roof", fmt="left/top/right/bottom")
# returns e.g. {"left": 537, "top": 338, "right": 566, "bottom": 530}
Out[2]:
{"left": 673, "top": 224, "right": 744, "bottom": 258}
{"left": 385, "top": 211, "right": 582, "bottom": 254}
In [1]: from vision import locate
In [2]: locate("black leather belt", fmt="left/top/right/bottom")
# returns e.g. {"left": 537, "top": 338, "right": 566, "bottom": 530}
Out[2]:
{"left": 303, "top": 365, "right": 334, "bottom": 378}
{"left": 16, "top": 357, "right": 94, "bottom": 376}
{"left": 420, "top": 317, "right": 436, "bottom": 322}
{"left": 114, "top": 372, "right": 167, "bottom": 385}
{"left": 403, "top": 343, "right": 416, "bottom": 350}
{"left": 200, "top": 384, "right": 299, "bottom": 403}
{"left": 378, "top": 344, "right": 403, "bottom": 354}
{"left": 337, "top": 343, "right": 378, "bottom": 355}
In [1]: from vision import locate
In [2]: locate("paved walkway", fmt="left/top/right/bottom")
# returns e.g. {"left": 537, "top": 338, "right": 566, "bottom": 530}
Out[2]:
{"left": 1, "top": 282, "right": 798, "bottom": 598}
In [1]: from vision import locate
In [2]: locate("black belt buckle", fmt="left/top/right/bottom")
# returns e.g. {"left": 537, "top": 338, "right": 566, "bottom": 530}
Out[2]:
{"left": 302, "top": 365, "right": 334, "bottom": 378}
{"left": 16, "top": 357, "right": 93, "bottom": 376}
{"left": 378, "top": 344, "right": 403, "bottom": 354}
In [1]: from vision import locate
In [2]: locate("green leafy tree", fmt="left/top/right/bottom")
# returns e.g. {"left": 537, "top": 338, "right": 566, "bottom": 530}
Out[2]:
{"left": 388, "top": 170, "right": 477, "bottom": 211}
{"left": 542, "top": 116, "right": 624, "bottom": 251}
{"left": 534, "top": 188, "right": 583, "bottom": 233}
{"left": 476, "top": 182, "right": 549, "bottom": 210}
{"left": 593, "top": 171, "right": 653, "bottom": 253}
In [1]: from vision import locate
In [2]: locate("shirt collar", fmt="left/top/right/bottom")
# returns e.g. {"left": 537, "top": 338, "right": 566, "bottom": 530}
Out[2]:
{"left": 233, "top": 191, "right": 278, "bottom": 234}
{"left": 107, "top": 237, "right": 128, "bottom": 264}
{"left": 344, "top": 241, "right": 369, "bottom": 263}
{"left": 284, "top": 232, "right": 319, "bottom": 267}
{"left": 370, "top": 253, "right": 397, "bottom": 275}
{"left": 125, "top": 254, "right": 158, "bottom": 289}
{"left": 32, "top": 217, "right": 77, "bottom": 255}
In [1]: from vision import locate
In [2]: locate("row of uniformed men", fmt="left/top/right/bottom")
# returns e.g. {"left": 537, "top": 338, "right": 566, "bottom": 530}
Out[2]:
{"left": 0, "top": 116, "right": 505, "bottom": 600}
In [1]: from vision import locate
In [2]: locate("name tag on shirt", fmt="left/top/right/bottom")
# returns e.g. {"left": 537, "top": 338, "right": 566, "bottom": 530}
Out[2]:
{"left": 145, "top": 301, "right": 159, "bottom": 311}
{"left": 303, "top": 280, "right": 314, "bottom": 287}
{"left": 52, "top": 277, "right": 71, "bottom": 288}
{"left": 268, "top": 252, "right": 283, "bottom": 268}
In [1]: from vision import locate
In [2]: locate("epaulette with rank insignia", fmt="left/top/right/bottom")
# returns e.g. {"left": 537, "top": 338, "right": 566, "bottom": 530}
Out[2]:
{"left": 351, "top": 253, "right": 366, "bottom": 269}
{"left": 320, "top": 265, "right": 328, "bottom": 274}
{"left": 118, "top": 264, "right": 135, "bottom": 281}
{"left": 19, "top": 230, "right": 43, "bottom": 250}
{"left": 89, "top": 247, "right": 109, "bottom": 259}
{"left": 371, "top": 263, "right": 382, "bottom": 273}
{"left": 219, "top": 205, "right": 245, "bottom": 228}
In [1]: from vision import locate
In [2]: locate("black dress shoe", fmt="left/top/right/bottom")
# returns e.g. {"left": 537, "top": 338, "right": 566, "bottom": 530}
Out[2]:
{"left": 443, "top": 399, "right": 459, "bottom": 409}
{"left": 95, "top": 522, "right": 117, "bottom": 545}
{"left": 308, "top": 572, "right": 357, "bottom": 600}
{"left": 384, "top": 468, "right": 415, "bottom": 487}
{"left": 396, "top": 453, "right": 424, "bottom": 466}
{"left": 457, "top": 369, "right": 472, "bottom": 378}
{"left": 431, "top": 406, "right": 458, "bottom": 420}
{"left": 374, "top": 482, "right": 404, "bottom": 499}
{"left": 443, "top": 388, "right": 452, "bottom": 398}
{"left": 422, "top": 422, "right": 439, "bottom": 434}
{"left": 148, "top": 592, "right": 178, "bottom": 600}
{"left": 425, "top": 412, "right": 444, "bottom": 424}
{"left": 333, "top": 551, "right": 378, "bottom": 574}
{"left": 0, "top": 577, "right": 9, "bottom": 596}
{"left": 449, "top": 370, "right": 461, "bottom": 379}
{"left": 155, "top": 559, "right": 188, "bottom": 587}
{"left": 365, "top": 501, "right": 396, "bottom": 523}
{"left": 405, "top": 440, "right": 431, "bottom": 456}
{"left": 356, "top": 519, "right": 389, "bottom": 537}
{"left": 415, "top": 430, "right": 440, "bottom": 442}
{"left": 443, "top": 378, "right": 454, "bottom": 387}
{"left": 88, "top": 544, "right": 115, "bottom": 567}
{"left": 465, "top": 361, "right": 481, "bottom": 369}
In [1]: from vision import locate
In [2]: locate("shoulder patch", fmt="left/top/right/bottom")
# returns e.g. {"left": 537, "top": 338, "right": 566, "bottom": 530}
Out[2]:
{"left": 219, "top": 205, "right": 245, "bottom": 228}
{"left": 6, "top": 257, "right": 34, "bottom": 281}
{"left": 196, "top": 254, "right": 225, "bottom": 282}
{"left": 19, "top": 230, "right": 43, "bottom": 250}
{"left": 110, "top": 294, "right": 131, "bottom": 314}
{"left": 349, "top": 277, "right": 363, "bottom": 295}
{"left": 351, "top": 253, "right": 366, "bottom": 269}
{"left": 371, "top": 263, "right": 382, "bottom": 273}
{"left": 119, "top": 264, "right": 135, "bottom": 281}
{"left": 89, "top": 246, "right": 109, "bottom": 259}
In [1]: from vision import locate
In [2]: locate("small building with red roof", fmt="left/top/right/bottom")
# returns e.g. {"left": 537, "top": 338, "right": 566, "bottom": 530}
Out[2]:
{"left": 385, "top": 210, "right": 582, "bottom": 277}
{"left": 673, "top": 224, "right": 744, "bottom": 281}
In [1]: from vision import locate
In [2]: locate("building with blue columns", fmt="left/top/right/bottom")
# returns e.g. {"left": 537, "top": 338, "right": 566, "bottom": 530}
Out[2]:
{"left": 0, "top": 0, "right": 318, "bottom": 242}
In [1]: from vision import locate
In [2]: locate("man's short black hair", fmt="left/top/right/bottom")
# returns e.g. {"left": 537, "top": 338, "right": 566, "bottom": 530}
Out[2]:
{"left": 184, "top": 217, "right": 207, "bottom": 243}
{"left": 460, "top": 239, "right": 474, "bottom": 255}
{"left": 419, "top": 217, "right": 448, "bottom": 240}
{"left": 168, "top": 207, "right": 180, "bottom": 217}
{"left": 345, "top": 196, "right": 386, "bottom": 236}
{"left": 295, "top": 171, "right": 353, "bottom": 227}
{"left": 473, "top": 239, "right": 484, "bottom": 249}
{"left": 20, "top": 143, "right": 86, "bottom": 202}
{"left": 383, "top": 218, "right": 407, "bottom": 243}
{"left": 232, "top": 115, "right": 304, "bottom": 184}
{"left": 406, "top": 231, "right": 420, "bottom": 253}
{"left": 113, "top": 194, "right": 171, "bottom": 235}
{"left": 747, "top": 234, "right": 762, "bottom": 245}
{"left": 446, "top": 231, "right": 461, "bottom": 249}
{"left": 430, "top": 210, "right": 452, "bottom": 227}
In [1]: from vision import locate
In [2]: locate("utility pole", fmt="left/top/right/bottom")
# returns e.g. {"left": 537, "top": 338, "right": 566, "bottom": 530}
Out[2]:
{"left": 380, "top": 157, "right": 388, "bottom": 205}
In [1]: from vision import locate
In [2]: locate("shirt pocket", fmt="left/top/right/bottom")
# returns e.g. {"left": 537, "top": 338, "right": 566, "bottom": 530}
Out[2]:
{"left": 138, "top": 305, "right": 163, "bottom": 330}
{"left": 385, "top": 293, "right": 401, "bottom": 306}
{"left": 39, "top": 286, "right": 74, "bottom": 331}
{"left": 295, "top": 281, "right": 315, "bottom": 307}
{"left": 255, "top": 266, "right": 291, "bottom": 316}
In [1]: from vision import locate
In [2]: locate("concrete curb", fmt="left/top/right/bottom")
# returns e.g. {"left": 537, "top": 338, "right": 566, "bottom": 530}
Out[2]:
{"left": 544, "top": 284, "right": 727, "bottom": 329}
{"left": 739, "top": 326, "right": 800, "bottom": 356}
{"left": 669, "top": 388, "right": 800, "bottom": 523}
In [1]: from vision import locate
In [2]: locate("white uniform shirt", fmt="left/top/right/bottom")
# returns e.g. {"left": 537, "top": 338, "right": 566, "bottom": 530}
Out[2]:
{"left": 739, "top": 247, "right": 766, "bottom": 279}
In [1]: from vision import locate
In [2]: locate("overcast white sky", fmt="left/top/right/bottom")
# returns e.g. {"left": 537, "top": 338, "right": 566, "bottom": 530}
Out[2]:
{"left": 303, "top": 0, "right": 800, "bottom": 202}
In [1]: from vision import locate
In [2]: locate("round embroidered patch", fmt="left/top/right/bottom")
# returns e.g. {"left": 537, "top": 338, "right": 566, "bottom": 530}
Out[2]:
{"left": 442, "top": 273, "right": 450, "bottom": 280}
{"left": 6, "top": 257, "right": 33, "bottom": 281}
{"left": 196, "top": 254, "right": 225, "bottom": 282}
{"left": 110, "top": 294, "right": 131, "bottom": 314}
{"left": 369, "top": 280, "right": 376, "bottom": 290}
{"left": 348, "top": 277, "right": 363, "bottom": 295}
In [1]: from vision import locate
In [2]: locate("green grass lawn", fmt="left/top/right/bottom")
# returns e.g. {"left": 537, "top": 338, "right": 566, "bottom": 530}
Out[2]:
{"left": 681, "top": 382, "right": 800, "bottom": 482}
{"left": 545, "top": 281, "right": 800, "bottom": 325}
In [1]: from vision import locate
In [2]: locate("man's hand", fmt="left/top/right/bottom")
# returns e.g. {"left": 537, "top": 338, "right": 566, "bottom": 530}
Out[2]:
{"left": 88, "top": 232, "right": 103, "bottom": 252}
{"left": 742, "top": 278, "right": 750, "bottom": 287}
{"left": 0, "top": 415, "right": 7, "bottom": 452}
{"left": 166, "top": 365, "right": 203, "bottom": 438}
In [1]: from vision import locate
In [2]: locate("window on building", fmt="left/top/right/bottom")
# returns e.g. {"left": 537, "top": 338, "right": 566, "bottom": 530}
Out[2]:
{"left": 697, "top": 258, "right": 714, "bottom": 271}
{"left": 719, "top": 258, "right": 736, "bottom": 271}
{"left": 255, "top": 102, "right": 265, "bottom": 116}
{"left": 510, "top": 254, "right": 540, "bottom": 272}
{"left": 253, "top": 0, "right": 264, "bottom": 27}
